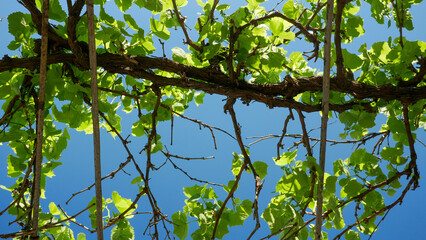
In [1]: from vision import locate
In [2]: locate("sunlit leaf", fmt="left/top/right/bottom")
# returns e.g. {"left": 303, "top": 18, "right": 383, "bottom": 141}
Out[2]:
{"left": 172, "top": 47, "right": 187, "bottom": 63}
{"left": 77, "top": 233, "right": 86, "bottom": 240}
{"left": 274, "top": 150, "right": 297, "bottom": 166}
{"left": 49, "top": 202, "right": 61, "bottom": 215}
{"left": 342, "top": 49, "right": 363, "bottom": 69}
{"left": 111, "top": 219, "right": 135, "bottom": 240}
{"left": 124, "top": 14, "right": 139, "bottom": 30}
{"left": 112, "top": 191, "right": 137, "bottom": 217}
{"left": 8, "top": 12, "right": 33, "bottom": 38}
{"left": 172, "top": 211, "right": 188, "bottom": 239}
{"left": 150, "top": 18, "right": 170, "bottom": 40}
{"left": 142, "top": 0, "right": 163, "bottom": 12}
{"left": 253, "top": 161, "right": 268, "bottom": 180}
{"left": 115, "top": 0, "right": 133, "bottom": 12}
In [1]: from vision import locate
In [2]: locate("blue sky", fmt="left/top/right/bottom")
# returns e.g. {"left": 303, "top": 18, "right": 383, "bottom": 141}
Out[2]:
{"left": 1, "top": 0, "right": 426, "bottom": 239}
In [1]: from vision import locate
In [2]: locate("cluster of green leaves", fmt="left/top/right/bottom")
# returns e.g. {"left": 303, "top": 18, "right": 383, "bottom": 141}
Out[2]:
{"left": 87, "top": 191, "right": 137, "bottom": 240}
{"left": 356, "top": 39, "right": 426, "bottom": 85}
{"left": 261, "top": 150, "right": 313, "bottom": 239}
{"left": 171, "top": 150, "right": 269, "bottom": 239}
{"left": 1, "top": 0, "right": 203, "bottom": 238}
{"left": 1, "top": 0, "right": 426, "bottom": 239}
{"left": 365, "top": 0, "right": 421, "bottom": 29}
{"left": 172, "top": 183, "right": 253, "bottom": 239}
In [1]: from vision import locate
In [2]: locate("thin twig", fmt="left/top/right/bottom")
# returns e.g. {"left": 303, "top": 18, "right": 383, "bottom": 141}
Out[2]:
{"left": 65, "top": 157, "right": 132, "bottom": 204}
{"left": 160, "top": 102, "right": 241, "bottom": 148}
{"left": 171, "top": 0, "right": 202, "bottom": 51}
{"left": 162, "top": 151, "right": 222, "bottom": 186}
{"left": 276, "top": 109, "right": 294, "bottom": 158}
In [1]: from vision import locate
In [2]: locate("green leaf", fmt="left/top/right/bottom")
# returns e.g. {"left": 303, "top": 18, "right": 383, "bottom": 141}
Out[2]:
{"left": 390, "top": 178, "right": 402, "bottom": 189}
{"left": 142, "top": 0, "right": 163, "bottom": 12}
{"left": 387, "top": 189, "right": 397, "bottom": 196}
{"left": 48, "top": 0, "right": 67, "bottom": 22}
{"left": 252, "top": 24, "right": 268, "bottom": 37}
{"left": 238, "top": 199, "right": 253, "bottom": 217}
{"left": 341, "top": 179, "right": 363, "bottom": 199}
{"left": 49, "top": 202, "right": 61, "bottom": 215}
{"left": 358, "top": 111, "right": 376, "bottom": 128}
{"left": 112, "top": 191, "right": 136, "bottom": 216}
{"left": 280, "top": 31, "right": 295, "bottom": 41}
{"left": 282, "top": 0, "right": 298, "bottom": 19}
{"left": 215, "top": 215, "right": 230, "bottom": 238}
{"left": 160, "top": 11, "right": 180, "bottom": 28}
{"left": 387, "top": 117, "right": 405, "bottom": 133}
{"left": 0, "top": 185, "right": 12, "bottom": 192}
{"left": 100, "top": 5, "right": 115, "bottom": 24}
{"left": 94, "top": 0, "right": 107, "bottom": 4}
{"left": 176, "top": 0, "right": 188, "bottom": 7}
{"left": 8, "top": 12, "right": 33, "bottom": 38}
{"left": 217, "top": 4, "right": 230, "bottom": 11}
{"left": 274, "top": 150, "right": 297, "bottom": 166}
{"left": 381, "top": 143, "right": 406, "bottom": 165}
{"left": 371, "top": 42, "right": 391, "bottom": 63}
{"left": 325, "top": 175, "right": 337, "bottom": 194}
{"left": 345, "top": 230, "right": 361, "bottom": 240}
{"left": 77, "top": 233, "right": 86, "bottom": 240}
{"left": 346, "top": 4, "right": 360, "bottom": 15}
{"left": 231, "top": 152, "right": 244, "bottom": 175}
{"left": 54, "top": 227, "right": 75, "bottom": 240}
{"left": 288, "top": 52, "right": 305, "bottom": 69}
{"left": 333, "top": 207, "right": 345, "bottom": 230}
{"left": 125, "top": 75, "right": 137, "bottom": 87}
{"left": 150, "top": 139, "right": 163, "bottom": 153}
{"left": 150, "top": 18, "right": 170, "bottom": 40}
{"left": 194, "top": 92, "right": 205, "bottom": 106}
{"left": 172, "top": 47, "right": 187, "bottom": 63}
{"left": 203, "top": 42, "right": 222, "bottom": 60}
{"left": 131, "top": 120, "right": 145, "bottom": 137}
{"left": 276, "top": 169, "right": 309, "bottom": 197}
{"left": 350, "top": 148, "right": 378, "bottom": 166}
{"left": 124, "top": 14, "right": 139, "bottom": 31}
{"left": 114, "top": 0, "right": 133, "bottom": 12}
{"left": 183, "top": 184, "right": 205, "bottom": 199}
{"left": 224, "top": 180, "right": 238, "bottom": 193}
{"left": 229, "top": 7, "right": 251, "bottom": 26}
{"left": 111, "top": 219, "right": 135, "bottom": 240}
{"left": 131, "top": 176, "right": 142, "bottom": 184}
{"left": 0, "top": 130, "right": 25, "bottom": 142}
{"left": 342, "top": 49, "right": 363, "bottom": 69}
{"left": 267, "top": 50, "right": 285, "bottom": 68}
{"left": 262, "top": 203, "right": 298, "bottom": 234}
{"left": 346, "top": 15, "right": 364, "bottom": 38}
{"left": 34, "top": 0, "right": 66, "bottom": 22}
{"left": 7, "top": 155, "right": 26, "bottom": 177}
{"left": 268, "top": 17, "right": 295, "bottom": 41}
{"left": 268, "top": 18, "right": 284, "bottom": 35}
{"left": 252, "top": 161, "right": 268, "bottom": 180}
{"left": 134, "top": 0, "right": 144, "bottom": 8}
{"left": 172, "top": 211, "right": 188, "bottom": 239}
{"left": 7, "top": 40, "right": 21, "bottom": 50}
{"left": 203, "top": 186, "right": 218, "bottom": 199}
{"left": 246, "top": 0, "right": 265, "bottom": 9}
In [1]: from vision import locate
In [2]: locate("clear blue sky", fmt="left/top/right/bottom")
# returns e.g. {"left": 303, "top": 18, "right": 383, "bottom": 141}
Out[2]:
{"left": 1, "top": 0, "right": 426, "bottom": 239}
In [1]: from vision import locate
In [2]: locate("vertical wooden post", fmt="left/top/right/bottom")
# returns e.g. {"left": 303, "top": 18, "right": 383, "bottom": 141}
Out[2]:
{"left": 316, "top": 0, "right": 334, "bottom": 239}
{"left": 31, "top": 0, "right": 49, "bottom": 238}
{"left": 87, "top": 0, "right": 104, "bottom": 239}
